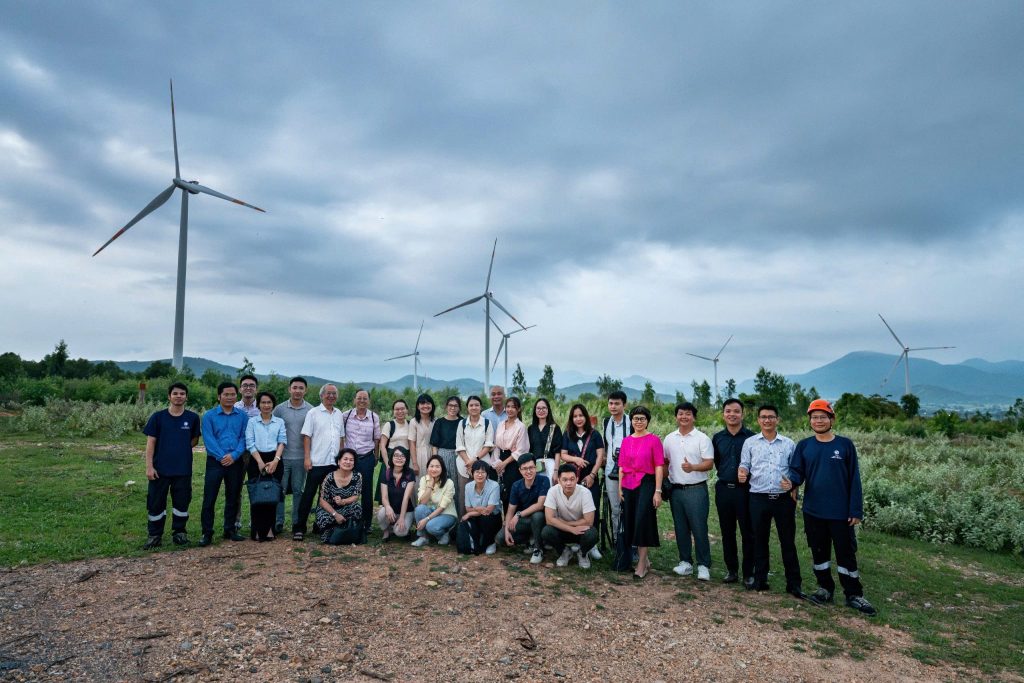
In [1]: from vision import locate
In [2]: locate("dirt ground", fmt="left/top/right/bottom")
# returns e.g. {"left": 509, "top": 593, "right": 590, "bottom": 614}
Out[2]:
{"left": 0, "top": 540, "right": 986, "bottom": 682}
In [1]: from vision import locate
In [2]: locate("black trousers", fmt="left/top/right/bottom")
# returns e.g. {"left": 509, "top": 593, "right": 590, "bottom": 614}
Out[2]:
{"left": 541, "top": 525, "right": 598, "bottom": 555}
{"left": 749, "top": 492, "right": 802, "bottom": 591}
{"left": 354, "top": 452, "right": 376, "bottom": 530}
{"left": 147, "top": 474, "right": 192, "bottom": 536}
{"left": 499, "top": 452, "right": 523, "bottom": 514}
{"left": 716, "top": 480, "right": 755, "bottom": 578}
{"left": 509, "top": 510, "right": 546, "bottom": 547}
{"left": 247, "top": 452, "right": 284, "bottom": 540}
{"left": 293, "top": 464, "right": 336, "bottom": 534}
{"left": 804, "top": 513, "right": 864, "bottom": 598}
{"left": 465, "top": 514, "right": 503, "bottom": 554}
{"left": 201, "top": 457, "right": 245, "bottom": 536}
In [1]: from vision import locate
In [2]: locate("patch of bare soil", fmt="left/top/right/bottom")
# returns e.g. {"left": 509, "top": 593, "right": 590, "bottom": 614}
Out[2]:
{"left": 0, "top": 542, "right": 981, "bottom": 682}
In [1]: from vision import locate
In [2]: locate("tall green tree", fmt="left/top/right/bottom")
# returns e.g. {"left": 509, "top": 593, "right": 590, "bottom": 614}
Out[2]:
{"left": 595, "top": 374, "right": 623, "bottom": 396}
{"left": 43, "top": 339, "right": 69, "bottom": 377}
{"left": 753, "top": 367, "right": 791, "bottom": 410}
{"left": 724, "top": 378, "right": 737, "bottom": 398}
{"left": 239, "top": 357, "right": 257, "bottom": 377}
{"left": 900, "top": 393, "right": 921, "bottom": 418}
{"left": 512, "top": 364, "right": 528, "bottom": 399}
{"left": 641, "top": 381, "right": 657, "bottom": 405}
{"left": 0, "top": 352, "right": 25, "bottom": 381}
{"left": 537, "top": 365, "right": 556, "bottom": 398}
{"left": 691, "top": 380, "right": 712, "bottom": 408}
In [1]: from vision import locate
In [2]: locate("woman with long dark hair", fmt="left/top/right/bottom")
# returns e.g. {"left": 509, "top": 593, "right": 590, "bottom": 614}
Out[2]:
{"left": 559, "top": 402, "right": 607, "bottom": 559}
{"left": 528, "top": 397, "right": 562, "bottom": 483}
{"left": 377, "top": 446, "right": 416, "bottom": 540}
{"left": 430, "top": 395, "right": 463, "bottom": 512}
{"left": 408, "top": 393, "right": 436, "bottom": 477}
{"left": 411, "top": 454, "right": 457, "bottom": 546}
{"left": 494, "top": 396, "right": 529, "bottom": 513}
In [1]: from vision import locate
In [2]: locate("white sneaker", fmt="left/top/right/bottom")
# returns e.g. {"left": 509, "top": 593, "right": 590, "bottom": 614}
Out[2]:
{"left": 411, "top": 536, "right": 428, "bottom": 547}
{"left": 485, "top": 543, "right": 497, "bottom": 555}
{"left": 578, "top": 551, "right": 591, "bottom": 569}
{"left": 589, "top": 547, "right": 603, "bottom": 561}
{"left": 530, "top": 548, "right": 544, "bottom": 565}
{"left": 438, "top": 532, "right": 450, "bottom": 546}
{"left": 673, "top": 561, "right": 693, "bottom": 576}
{"left": 697, "top": 565, "right": 711, "bottom": 581}
{"left": 556, "top": 548, "right": 573, "bottom": 567}
{"left": 569, "top": 544, "right": 581, "bottom": 553}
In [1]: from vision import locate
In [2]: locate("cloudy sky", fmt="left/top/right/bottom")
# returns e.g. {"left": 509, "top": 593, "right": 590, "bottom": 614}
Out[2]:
{"left": 1, "top": 2, "right": 1022, "bottom": 389}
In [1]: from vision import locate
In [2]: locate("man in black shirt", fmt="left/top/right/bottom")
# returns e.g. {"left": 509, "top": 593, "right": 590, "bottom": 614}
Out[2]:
{"left": 711, "top": 398, "right": 756, "bottom": 586}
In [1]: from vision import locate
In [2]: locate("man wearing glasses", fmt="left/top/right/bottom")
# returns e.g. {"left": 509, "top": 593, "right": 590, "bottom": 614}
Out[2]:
{"left": 738, "top": 405, "right": 805, "bottom": 599}
{"left": 787, "top": 400, "right": 877, "bottom": 616}
{"left": 233, "top": 375, "right": 260, "bottom": 534}
{"left": 292, "top": 384, "right": 345, "bottom": 541}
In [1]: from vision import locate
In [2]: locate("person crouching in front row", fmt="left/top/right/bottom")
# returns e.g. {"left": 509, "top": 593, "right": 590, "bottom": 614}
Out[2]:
{"left": 542, "top": 463, "right": 598, "bottom": 569}
{"left": 411, "top": 455, "right": 458, "bottom": 546}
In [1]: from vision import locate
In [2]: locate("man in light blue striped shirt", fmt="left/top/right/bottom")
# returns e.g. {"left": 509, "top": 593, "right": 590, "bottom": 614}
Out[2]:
{"left": 738, "top": 404, "right": 805, "bottom": 599}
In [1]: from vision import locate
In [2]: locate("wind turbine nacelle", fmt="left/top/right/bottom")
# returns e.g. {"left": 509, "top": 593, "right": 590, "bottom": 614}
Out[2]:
{"left": 173, "top": 178, "right": 202, "bottom": 194}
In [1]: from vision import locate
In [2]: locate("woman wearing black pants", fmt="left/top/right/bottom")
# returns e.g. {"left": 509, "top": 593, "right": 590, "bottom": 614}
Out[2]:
{"left": 245, "top": 392, "right": 287, "bottom": 541}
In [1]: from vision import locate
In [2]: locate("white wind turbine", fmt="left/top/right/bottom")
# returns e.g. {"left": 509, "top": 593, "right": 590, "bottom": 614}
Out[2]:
{"left": 92, "top": 80, "right": 265, "bottom": 370}
{"left": 490, "top": 316, "right": 536, "bottom": 390}
{"left": 878, "top": 314, "right": 955, "bottom": 397}
{"left": 434, "top": 238, "right": 526, "bottom": 393}
{"left": 686, "top": 335, "right": 733, "bottom": 406}
{"left": 386, "top": 320, "right": 425, "bottom": 392}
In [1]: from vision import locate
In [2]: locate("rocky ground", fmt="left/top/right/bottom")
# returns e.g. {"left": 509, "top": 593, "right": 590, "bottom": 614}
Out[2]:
{"left": 0, "top": 539, "right": 986, "bottom": 682}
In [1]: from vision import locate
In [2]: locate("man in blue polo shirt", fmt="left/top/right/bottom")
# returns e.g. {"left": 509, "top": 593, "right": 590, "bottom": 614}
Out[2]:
{"left": 503, "top": 455, "right": 550, "bottom": 564}
{"left": 199, "top": 381, "right": 249, "bottom": 547}
{"left": 143, "top": 382, "right": 201, "bottom": 549}
{"left": 788, "top": 399, "right": 877, "bottom": 616}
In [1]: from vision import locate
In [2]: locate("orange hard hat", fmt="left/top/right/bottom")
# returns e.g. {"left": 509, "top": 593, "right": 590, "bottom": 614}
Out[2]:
{"left": 806, "top": 399, "right": 834, "bottom": 416}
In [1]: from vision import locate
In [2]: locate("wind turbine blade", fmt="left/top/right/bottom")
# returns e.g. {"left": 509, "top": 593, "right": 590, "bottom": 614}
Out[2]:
{"left": 414, "top": 320, "right": 424, "bottom": 352}
{"left": 488, "top": 295, "right": 525, "bottom": 329}
{"left": 170, "top": 79, "right": 180, "bottom": 180}
{"left": 189, "top": 183, "right": 266, "bottom": 212}
{"left": 492, "top": 337, "right": 506, "bottom": 371}
{"left": 878, "top": 314, "right": 905, "bottom": 349}
{"left": 489, "top": 315, "right": 506, "bottom": 337}
{"left": 880, "top": 353, "right": 904, "bottom": 388}
{"left": 434, "top": 294, "right": 484, "bottom": 317}
{"left": 508, "top": 324, "right": 536, "bottom": 337}
{"left": 714, "top": 335, "right": 733, "bottom": 360}
{"left": 386, "top": 352, "right": 416, "bottom": 361}
{"left": 484, "top": 238, "right": 497, "bottom": 292}
{"left": 908, "top": 346, "right": 956, "bottom": 351}
{"left": 686, "top": 352, "right": 714, "bottom": 362}
{"left": 93, "top": 185, "right": 176, "bottom": 256}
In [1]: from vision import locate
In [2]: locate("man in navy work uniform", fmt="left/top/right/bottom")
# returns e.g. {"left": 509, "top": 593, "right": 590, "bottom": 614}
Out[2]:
{"left": 143, "top": 382, "right": 201, "bottom": 549}
{"left": 787, "top": 399, "right": 877, "bottom": 616}
{"left": 712, "top": 398, "right": 756, "bottom": 587}
{"left": 738, "top": 404, "right": 806, "bottom": 600}
{"left": 198, "top": 381, "right": 249, "bottom": 546}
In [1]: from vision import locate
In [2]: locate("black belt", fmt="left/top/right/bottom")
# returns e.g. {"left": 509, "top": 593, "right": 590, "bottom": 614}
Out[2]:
{"left": 752, "top": 492, "right": 787, "bottom": 500}
{"left": 356, "top": 451, "right": 375, "bottom": 458}
{"left": 672, "top": 481, "right": 707, "bottom": 490}
{"left": 718, "top": 481, "right": 748, "bottom": 489}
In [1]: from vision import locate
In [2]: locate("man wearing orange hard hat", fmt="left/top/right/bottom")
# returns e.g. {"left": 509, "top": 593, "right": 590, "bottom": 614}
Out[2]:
{"left": 787, "top": 399, "right": 877, "bottom": 616}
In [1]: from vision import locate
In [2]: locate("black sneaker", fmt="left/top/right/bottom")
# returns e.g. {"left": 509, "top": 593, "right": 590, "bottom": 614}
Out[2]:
{"left": 198, "top": 534, "right": 213, "bottom": 547}
{"left": 754, "top": 582, "right": 770, "bottom": 592}
{"left": 788, "top": 586, "right": 809, "bottom": 600}
{"left": 722, "top": 571, "right": 739, "bottom": 584}
{"left": 171, "top": 532, "right": 189, "bottom": 546}
{"left": 846, "top": 596, "right": 878, "bottom": 616}
{"left": 744, "top": 576, "right": 756, "bottom": 590}
{"left": 143, "top": 535, "right": 162, "bottom": 550}
{"left": 807, "top": 588, "right": 833, "bottom": 606}
{"left": 224, "top": 531, "right": 245, "bottom": 542}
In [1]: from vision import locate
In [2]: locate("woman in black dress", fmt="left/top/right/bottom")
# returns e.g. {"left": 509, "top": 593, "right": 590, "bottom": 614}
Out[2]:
{"left": 527, "top": 397, "right": 562, "bottom": 483}
{"left": 315, "top": 448, "right": 364, "bottom": 544}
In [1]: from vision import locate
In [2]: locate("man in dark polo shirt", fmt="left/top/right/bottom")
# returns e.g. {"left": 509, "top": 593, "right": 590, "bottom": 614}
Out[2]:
{"left": 503, "top": 455, "right": 550, "bottom": 564}
{"left": 712, "top": 398, "right": 756, "bottom": 587}
{"left": 143, "top": 382, "right": 202, "bottom": 549}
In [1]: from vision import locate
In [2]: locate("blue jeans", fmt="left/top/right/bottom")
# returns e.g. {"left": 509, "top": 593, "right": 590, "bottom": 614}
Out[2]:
{"left": 669, "top": 482, "right": 711, "bottom": 568}
{"left": 276, "top": 459, "right": 307, "bottom": 528}
{"left": 414, "top": 504, "right": 456, "bottom": 539}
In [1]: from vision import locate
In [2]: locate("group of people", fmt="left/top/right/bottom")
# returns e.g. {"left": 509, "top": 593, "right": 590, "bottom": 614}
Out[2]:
{"left": 142, "top": 379, "right": 876, "bottom": 616}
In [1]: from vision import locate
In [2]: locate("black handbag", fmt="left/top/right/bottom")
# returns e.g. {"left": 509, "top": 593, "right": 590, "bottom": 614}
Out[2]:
{"left": 246, "top": 475, "right": 283, "bottom": 506}
{"left": 326, "top": 519, "right": 365, "bottom": 545}
{"left": 455, "top": 520, "right": 475, "bottom": 555}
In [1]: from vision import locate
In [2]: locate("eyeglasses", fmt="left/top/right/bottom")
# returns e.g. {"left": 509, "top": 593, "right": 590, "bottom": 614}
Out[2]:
{"left": 631, "top": 415, "right": 648, "bottom": 421}
{"left": 240, "top": 383, "right": 257, "bottom": 389}
{"left": 758, "top": 415, "right": 778, "bottom": 421}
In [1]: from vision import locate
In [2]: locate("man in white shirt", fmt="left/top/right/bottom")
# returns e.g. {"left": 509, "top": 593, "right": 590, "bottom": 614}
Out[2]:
{"left": 663, "top": 402, "right": 714, "bottom": 581}
{"left": 542, "top": 464, "right": 598, "bottom": 569}
{"left": 602, "top": 390, "right": 632, "bottom": 542}
{"left": 291, "top": 384, "right": 345, "bottom": 540}
{"left": 481, "top": 385, "right": 507, "bottom": 425}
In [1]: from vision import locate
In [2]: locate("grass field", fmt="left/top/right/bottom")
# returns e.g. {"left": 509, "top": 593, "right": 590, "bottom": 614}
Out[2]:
{"left": 1, "top": 431, "right": 1022, "bottom": 675}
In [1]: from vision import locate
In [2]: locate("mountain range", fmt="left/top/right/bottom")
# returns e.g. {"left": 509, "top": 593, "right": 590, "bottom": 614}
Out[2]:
{"left": 105, "top": 351, "right": 1024, "bottom": 409}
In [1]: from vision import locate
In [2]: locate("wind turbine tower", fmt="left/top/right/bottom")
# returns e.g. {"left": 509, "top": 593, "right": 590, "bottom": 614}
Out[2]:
{"left": 92, "top": 80, "right": 265, "bottom": 370}
{"left": 490, "top": 316, "right": 536, "bottom": 390}
{"left": 686, "top": 335, "right": 733, "bottom": 406}
{"left": 878, "top": 314, "right": 955, "bottom": 397}
{"left": 386, "top": 320, "right": 425, "bottom": 392}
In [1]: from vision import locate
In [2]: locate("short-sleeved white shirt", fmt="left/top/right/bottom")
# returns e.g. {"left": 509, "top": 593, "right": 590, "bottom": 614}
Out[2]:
{"left": 663, "top": 428, "right": 714, "bottom": 485}
{"left": 544, "top": 483, "right": 596, "bottom": 522}
{"left": 300, "top": 404, "right": 346, "bottom": 467}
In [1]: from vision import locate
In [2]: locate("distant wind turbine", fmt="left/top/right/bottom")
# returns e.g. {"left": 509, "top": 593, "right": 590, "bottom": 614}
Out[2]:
{"left": 92, "top": 80, "right": 265, "bottom": 371}
{"left": 434, "top": 238, "right": 525, "bottom": 393}
{"left": 878, "top": 314, "right": 955, "bottom": 397}
{"left": 386, "top": 320, "right": 425, "bottom": 392}
{"left": 490, "top": 316, "right": 536, "bottom": 390}
{"left": 686, "top": 335, "right": 732, "bottom": 406}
